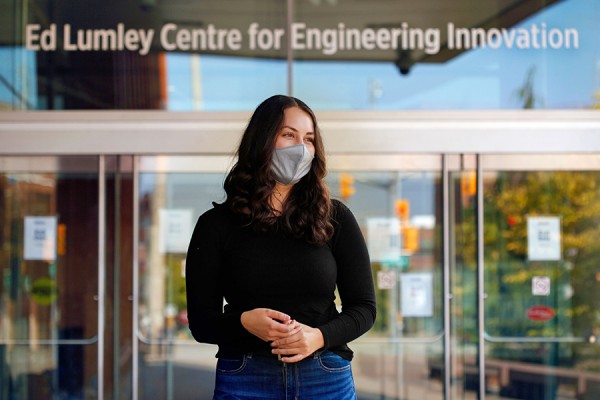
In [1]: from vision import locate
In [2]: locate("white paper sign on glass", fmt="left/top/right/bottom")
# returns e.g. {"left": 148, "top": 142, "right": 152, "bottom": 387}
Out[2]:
{"left": 400, "top": 272, "right": 433, "bottom": 317}
{"left": 532, "top": 276, "right": 551, "bottom": 296}
{"left": 24, "top": 216, "right": 58, "bottom": 261}
{"left": 366, "top": 217, "right": 401, "bottom": 263}
{"left": 377, "top": 270, "right": 397, "bottom": 290}
{"left": 158, "top": 209, "right": 193, "bottom": 254}
{"left": 527, "top": 216, "right": 561, "bottom": 261}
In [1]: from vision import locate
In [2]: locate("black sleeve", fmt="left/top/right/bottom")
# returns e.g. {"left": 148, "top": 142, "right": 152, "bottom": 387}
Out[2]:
{"left": 185, "top": 208, "right": 248, "bottom": 345}
{"left": 318, "top": 201, "right": 377, "bottom": 348}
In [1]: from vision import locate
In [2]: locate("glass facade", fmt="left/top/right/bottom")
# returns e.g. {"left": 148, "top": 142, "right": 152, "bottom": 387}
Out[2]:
{"left": 1, "top": 0, "right": 599, "bottom": 110}
{"left": 1, "top": 0, "right": 600, "bottom": 399}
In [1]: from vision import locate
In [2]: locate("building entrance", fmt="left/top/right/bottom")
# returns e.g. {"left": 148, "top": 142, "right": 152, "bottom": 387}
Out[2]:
{"left": 1, "top": 112, "right": 599, "bottom": 399}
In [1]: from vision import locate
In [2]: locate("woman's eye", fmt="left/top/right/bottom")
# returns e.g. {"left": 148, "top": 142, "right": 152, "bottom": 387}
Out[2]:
{"left": 304, "top": 137, "right": 314, "bottom": 143}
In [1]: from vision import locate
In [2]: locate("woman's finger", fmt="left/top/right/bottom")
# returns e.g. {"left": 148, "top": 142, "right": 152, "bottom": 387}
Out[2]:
{"left": 264, "top": 309, "right": 291, "bottom": 323}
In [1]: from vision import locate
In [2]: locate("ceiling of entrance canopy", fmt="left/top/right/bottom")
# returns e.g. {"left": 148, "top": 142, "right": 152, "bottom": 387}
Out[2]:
{"left": 5, "top": 0, "right": 561, "bottom": 66}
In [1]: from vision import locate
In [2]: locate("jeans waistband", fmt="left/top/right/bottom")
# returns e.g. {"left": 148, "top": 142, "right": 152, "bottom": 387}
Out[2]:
{"left": 249, "top": 350, "right": 322, "bottom": 361}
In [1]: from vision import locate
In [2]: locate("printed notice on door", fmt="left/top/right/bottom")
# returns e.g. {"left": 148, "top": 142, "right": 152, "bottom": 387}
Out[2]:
{"left": 367, "top": 218, "right": 401, "bottom": 263}
{"left": 159, "top": 209, "right": 193, "bottom": 254}
{"left": 527, "top": 216, "right": 561, "bottom": 261}
{"left": 400, "top": 272, "right": 433, "bottom": 317}
{"left": 24, "top": 216, "right": 58, "bottom": 261}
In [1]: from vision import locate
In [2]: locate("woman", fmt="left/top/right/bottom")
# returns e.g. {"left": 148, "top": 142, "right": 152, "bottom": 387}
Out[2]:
{"left": 186, "top": 95, "right": 376, "bottom": 399}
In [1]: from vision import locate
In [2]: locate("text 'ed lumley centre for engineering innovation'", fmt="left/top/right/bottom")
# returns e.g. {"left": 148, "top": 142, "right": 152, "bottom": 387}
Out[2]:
{"left": 26, "top": 21, "right": 578, "bottom": 56}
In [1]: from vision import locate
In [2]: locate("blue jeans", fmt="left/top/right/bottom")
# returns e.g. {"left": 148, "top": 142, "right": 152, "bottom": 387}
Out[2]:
{"left": 213, "top": 350, "right": 356, "bottom": 400}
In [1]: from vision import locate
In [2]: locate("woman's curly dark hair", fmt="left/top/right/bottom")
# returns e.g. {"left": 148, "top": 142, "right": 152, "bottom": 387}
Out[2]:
{"left": 223, "top": 95, "right": 333, "bottom": 245}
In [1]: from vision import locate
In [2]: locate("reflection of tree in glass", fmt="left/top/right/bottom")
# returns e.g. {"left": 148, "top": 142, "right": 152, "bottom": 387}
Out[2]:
{"left": 485, "top": 171, "right": 600, "bottom": 371}
{"left": 370, "top": 262, "right": 390, "bottom": 334}
{"left": 515, "top": 66, "right": 539, "bottom": 109}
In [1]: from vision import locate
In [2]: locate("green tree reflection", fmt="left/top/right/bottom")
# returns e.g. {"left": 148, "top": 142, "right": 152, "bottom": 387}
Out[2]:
{"left": 484, "top": 171, "right": 600, "bottom": 371}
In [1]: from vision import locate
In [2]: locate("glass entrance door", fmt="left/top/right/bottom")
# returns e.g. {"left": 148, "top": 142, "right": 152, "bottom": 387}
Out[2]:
{"left": 0, "top": 156, "right": 101, "bottom": 399}
{"left": 478, "top": 154, "right": 600, "bottom": 400}
{"left": 133, "top": 154, "right": 449, "bottom": 400}
{"left": 133, "top": 155, "right": 230, "bottom": 400}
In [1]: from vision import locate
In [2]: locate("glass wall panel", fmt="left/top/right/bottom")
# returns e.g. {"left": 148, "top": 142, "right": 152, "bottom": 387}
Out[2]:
{"left": 0, "top": 48, "right": 37, "bottom": 110}
{"left": 0, "top": 156, "right": 99, "bottom": 399}
{"left": 293, "top": 0, "right": 600, "bottom": 110}
{"left": 162, "top": 0, "right": 289, "bottom": 111}
{"left": 2, "top": 0, "right": 598, "bottom": 110}
{"left": 1, "top": 0, "right": 288, "bottom": 110}
{"left": 166, "top": 54, "right": 287, "bottom": 111}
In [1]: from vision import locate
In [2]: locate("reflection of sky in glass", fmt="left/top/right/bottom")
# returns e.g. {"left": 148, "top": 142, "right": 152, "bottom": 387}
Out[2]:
{"left": 299, "top": 0, "right": 599, "bottom": 110}
{"left": 166, "top": 0, "right": 599, "bottom": 111}
{"left": 0, "top": 48, "right": 37, "bottom": 109}
{"left": 167, "top": 54, "right": 287, "bottom": 111}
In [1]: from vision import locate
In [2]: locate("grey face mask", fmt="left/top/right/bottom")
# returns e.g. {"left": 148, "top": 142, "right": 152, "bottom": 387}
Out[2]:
{"left": 271, "top": 144, "right": 314, "bottom": 185}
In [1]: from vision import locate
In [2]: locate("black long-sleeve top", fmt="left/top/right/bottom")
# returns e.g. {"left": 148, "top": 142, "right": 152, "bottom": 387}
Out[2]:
{"left": 185, "top": 199, "right": 376, "bottom": 360}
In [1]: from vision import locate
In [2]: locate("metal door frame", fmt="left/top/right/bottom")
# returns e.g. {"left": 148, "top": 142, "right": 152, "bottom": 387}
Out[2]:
{"left": 1, "top": 110, "right": 599, "bottom": 155}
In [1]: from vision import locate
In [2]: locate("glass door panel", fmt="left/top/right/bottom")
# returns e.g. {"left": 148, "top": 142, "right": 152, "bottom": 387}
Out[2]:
{"left": 482, "top": 155, "right": 600, "bottom": 400}
{"left": 327, "top": 165, "right": 445, "bottom": 400}
{"left": 135, "top": 156, "right": 231, "bottom": 400}
{"left": 135, "top": 154, "right": 447, "bottom": 400}
{"left": 0, "top": 156, "right": 99, "bottom": 400}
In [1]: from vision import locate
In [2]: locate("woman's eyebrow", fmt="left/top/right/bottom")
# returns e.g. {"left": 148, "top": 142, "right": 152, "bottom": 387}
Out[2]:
{"left": 280, "top": 125, "right": 315, "bottom": 135}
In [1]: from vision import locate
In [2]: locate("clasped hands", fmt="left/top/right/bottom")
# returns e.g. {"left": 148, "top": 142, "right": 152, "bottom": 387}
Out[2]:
{"left": 240, "top": 308, "right": 324, "bottom": 363}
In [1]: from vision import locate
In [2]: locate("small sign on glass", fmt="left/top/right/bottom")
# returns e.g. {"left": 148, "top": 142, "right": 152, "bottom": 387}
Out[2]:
{"left": 527, "top": 216, "right": 561, "bottom": 261}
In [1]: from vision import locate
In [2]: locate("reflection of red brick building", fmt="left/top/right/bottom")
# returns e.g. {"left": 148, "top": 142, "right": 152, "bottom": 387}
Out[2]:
{"left": 1, "top": 175, "right": 57, "bottom": 343}
{"left": 0, "top": 163, "right": 135, "bottom": 397}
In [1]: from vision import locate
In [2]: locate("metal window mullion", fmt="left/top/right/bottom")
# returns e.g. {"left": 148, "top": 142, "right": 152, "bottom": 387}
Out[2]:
{"left": 477, "top": 154, "right": 485, "bottom": 399}
{"left": 113, "top": 156, "right": 122, "bottom": 400}
{"left": 286, "top": 0, "right": 294, "bottom": 96}
{"left": 442, "top": 154, "right": 451, "bottom": 400}
{"left": 132, "top": 156, "right": 140, "bottom": 400}
{"left": 98, "top": 155, "right": 106, "bottom": 400}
